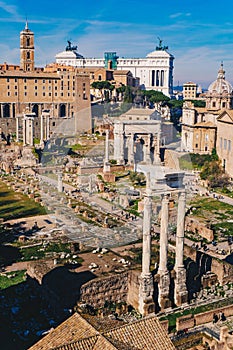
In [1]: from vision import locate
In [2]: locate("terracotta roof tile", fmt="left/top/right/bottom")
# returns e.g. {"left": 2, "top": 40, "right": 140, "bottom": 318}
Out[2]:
{"left": 103, "top": 316, "right": 175, "bottom": 350}
{"left": 29, "top": 313, "right": 175, "bottom": 350}
{"left": 28, "top": 313, "right": 98, "bottom": 350}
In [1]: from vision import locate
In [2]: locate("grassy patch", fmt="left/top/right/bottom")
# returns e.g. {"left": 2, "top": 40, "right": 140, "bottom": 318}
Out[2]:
{"left": 19, "top": 242, "right": 72, "bottom": 261}
{"left": 0, "top": 181, "right": 46, "bottom": 221}
{"left": 0, "top": 270, "right": 26, "bottom": 290}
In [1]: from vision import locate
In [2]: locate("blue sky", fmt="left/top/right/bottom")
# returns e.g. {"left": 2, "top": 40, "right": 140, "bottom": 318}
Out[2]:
{"left": 0, "top": 0, "right": 233, "bottom": 88}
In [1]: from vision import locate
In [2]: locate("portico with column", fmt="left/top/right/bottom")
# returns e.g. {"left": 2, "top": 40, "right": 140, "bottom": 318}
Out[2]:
{"left": 103, "top": 129, "right": 111, "bottom": 173}
{"left": 139, "top": 173, "right": 155, "bottom": 316}
{"left": 138, "top": 168, "right": 188, "bottom": 315}
{"left": 158, "top": 193, "right": 171, "bottom": 310}
{"left": 23, "top": 112, "right": 36, "bottom": 146}
{"left": 40, "top": 111, "right": 50, "bottom": 144}
{"left": 174, "top": 191, "right": 188, "bottom": 306}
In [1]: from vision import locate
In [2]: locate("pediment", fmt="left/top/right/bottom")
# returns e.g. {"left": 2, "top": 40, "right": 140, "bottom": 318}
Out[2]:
{"left": 217, "top": 111, "right": 233, "bottom": 124}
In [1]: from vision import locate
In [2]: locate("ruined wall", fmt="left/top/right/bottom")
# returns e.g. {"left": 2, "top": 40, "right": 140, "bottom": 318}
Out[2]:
{"left": 194, "top": 304, "right": 233, "bottom": 326}
{"left": 185, "top": 216, "right": 214, "bottom": 241}
{"left": 176, "top": 304, "right": 233, "bottom": 331}
{"left": 80, "top": 272, "right": 129, "bottom": 308}
{"left": 0, "top": 117, "right": 16, "bottom": 135}
{"left": 211, "top": 258, "right": 233, "bottom": 285}
{"left": 184, "top": 245, "right": 233, "bottom": 286}
{"left": 127, "top": 270, "right": 140, "bottom": 310}
{"left": 176, "top": 314, "right": 195, "bottom": 331}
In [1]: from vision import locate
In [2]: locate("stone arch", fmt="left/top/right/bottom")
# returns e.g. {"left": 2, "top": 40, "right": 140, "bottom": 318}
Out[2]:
{"left": 59, "top": 104, "right": 66, "bottom": 118}
{"left": 32, "top": 104, "right": 39, "bottom": 117}
{"left": 3, "top": 104, "right": 10, "bottom": 118}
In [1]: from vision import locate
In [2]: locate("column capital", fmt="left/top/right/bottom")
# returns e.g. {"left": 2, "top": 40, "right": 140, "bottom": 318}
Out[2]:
{"left": 162, "top": 192, "right": 170, "bottom": 202}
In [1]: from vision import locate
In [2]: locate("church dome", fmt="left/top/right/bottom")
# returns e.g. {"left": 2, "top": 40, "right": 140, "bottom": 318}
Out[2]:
{"left": 208, "top": 63, "right": 233, "bottom": 94}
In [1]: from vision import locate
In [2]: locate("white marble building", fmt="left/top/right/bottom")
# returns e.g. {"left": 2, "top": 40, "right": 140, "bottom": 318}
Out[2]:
{"left": 55, "top": 41, "right": 174, "bottom": 96}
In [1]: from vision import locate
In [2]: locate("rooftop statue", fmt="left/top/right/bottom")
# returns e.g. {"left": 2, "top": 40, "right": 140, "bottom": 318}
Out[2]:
{"left": 66, "top": 40, "right": 78, "bottom": 52}
{"left": 156, "top": 37, "right": 168, "bottom": 51}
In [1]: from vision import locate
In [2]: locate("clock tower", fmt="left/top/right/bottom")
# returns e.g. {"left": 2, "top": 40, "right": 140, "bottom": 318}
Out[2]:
{"left": 20, "top": 21, "right": 35, "bottom": 71}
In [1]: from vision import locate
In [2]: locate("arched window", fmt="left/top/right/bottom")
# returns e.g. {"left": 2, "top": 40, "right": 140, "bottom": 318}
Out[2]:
{"left": 3, "top": 104, "right": 10, "bottom": 118}
{"left": 59, "top": 104, "right": 66, "bottom": 117}
{"left": 32, "top": 104, "right": 39, "bottom": 117}
{"left": 27, "top": 51, "right": 30, "bottom": 60}
{"left": 26, "top": 37, "right": 30, "bottom": 47}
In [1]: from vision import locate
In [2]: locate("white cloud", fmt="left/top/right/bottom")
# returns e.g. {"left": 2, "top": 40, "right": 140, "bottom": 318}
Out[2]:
{"left": 0, "top": 1, "right": 18, "bottom": 16}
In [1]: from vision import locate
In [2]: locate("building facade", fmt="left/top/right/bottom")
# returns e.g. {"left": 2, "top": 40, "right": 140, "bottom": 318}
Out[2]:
{"left": 181, "top": 64, "right": 233, "bottom": 155}
{"left": 0, "top": 23, "right": 92, "bottom": 137}
{"left": 55, "top": 41, "right": 174, "bottom": 96}
{"left": 183, "top": 81, "right": 197, "bottom": 100}
{"left": 216, "top": 110, "right": 233, "bottom": 176}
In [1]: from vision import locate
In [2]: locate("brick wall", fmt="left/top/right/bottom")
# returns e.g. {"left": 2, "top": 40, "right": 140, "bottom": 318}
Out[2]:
{"left": 80, "top": 272, "right": 129, "bottom": 308}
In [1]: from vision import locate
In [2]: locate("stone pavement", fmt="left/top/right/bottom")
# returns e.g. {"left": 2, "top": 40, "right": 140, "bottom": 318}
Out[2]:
{"left": 37, "top": 176, "right": 142, "bottom": 248}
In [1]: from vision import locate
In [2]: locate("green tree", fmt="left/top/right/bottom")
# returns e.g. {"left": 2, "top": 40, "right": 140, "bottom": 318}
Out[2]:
{"left": 129, "top": 171, "right": 146, "bottom": 186}
{"left": 200, "top": 158, "right": 229, "bottom": 189}
{"left": 91, "top": 81, "right": 115, "bottom": 101}
{"left": 123, "top": 86, "right": 133, "bottom": 103}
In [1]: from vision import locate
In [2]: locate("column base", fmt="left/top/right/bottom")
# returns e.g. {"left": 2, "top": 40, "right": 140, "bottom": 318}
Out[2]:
{"left": 174, "top": 267, "right": 188, "bottom": 306}
{"left": 158, "top": 270, "right": 171, "bottom": 311}
{"left": 103, "top": 162, "right": 111, "bottom": 173}
{"left": 138, "top": 273, "right": 155, "bottom": 316}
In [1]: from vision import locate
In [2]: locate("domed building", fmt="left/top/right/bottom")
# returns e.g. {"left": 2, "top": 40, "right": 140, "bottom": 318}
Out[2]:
{"left": 181, "top": 63, "right": 233, "bottom": 164}
{"left": 205, "top": 63, "right": 233, "bottom": 110}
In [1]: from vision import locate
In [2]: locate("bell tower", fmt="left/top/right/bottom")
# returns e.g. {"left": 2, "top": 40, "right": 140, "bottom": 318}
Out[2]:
{"left": 20, "top": 21, "right": 34, "bottom": 71}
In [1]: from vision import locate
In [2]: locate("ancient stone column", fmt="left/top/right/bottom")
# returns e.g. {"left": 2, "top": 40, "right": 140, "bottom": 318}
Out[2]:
{"left": 158, "top": 193, "right": 171, "bottom": 310}
{"left": 57, "top": 172, "right": 63, "bottom": 193}
{"left": 103, "top": 129, "right": 110, "bottom": 173}
{"left": 139, "top": 173, "right": 155, "bottom": 316}
{"left": 46, "top": 114, "right": 50, "bottom": 140}
{"left": 16, "top": 116, "right": 20, "bottom": 142}
{"left": 145, "top": 134, "right": 152, "bottom": 164}
{"left": 154, "top": 132, "right": 161, "bottom": 164}
{"left": 113, "top": 122, "right": 124, "bottom": 164}
{"left": 28, "top": 117, "right": 34, "bottom": 146}
{"left": 23, "top": 118, "right": 27, "bottom": 146}
{"left": 174, "top": 191, "right": 188, "bottom": 306}
{"left": 40, "top": 114, "right": 44, "bottom": 144}
{"left": 128, "top": 133, "right": 134, "bottom": 165}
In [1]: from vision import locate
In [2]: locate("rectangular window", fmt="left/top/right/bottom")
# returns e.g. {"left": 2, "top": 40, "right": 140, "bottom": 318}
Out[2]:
{"left": 7, "top": 78, "right": 10, "bottom": 82}
{"left": 15, "top": 78, "right": 17, "bottom": 82}
{"left": 224, "top": 139, "right": 227, "bottom": 150}
{"left": 220, "top": 137, "right": 222, "bottom": 149}
{"left": 228, "top": 140, "right": 231, "bottom": 151}
{"left": 43, "top": 92, "right": 45, "bottom": 96}
{"left": 24, "top": 86, "right": 27, "bottom": 89}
